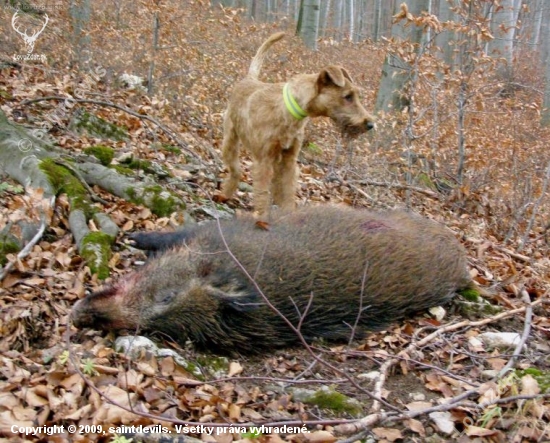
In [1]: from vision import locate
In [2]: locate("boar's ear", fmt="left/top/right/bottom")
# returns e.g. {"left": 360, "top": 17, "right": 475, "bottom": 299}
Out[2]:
{"left": 210, "top": 289, "right": 263, "bottom": 313}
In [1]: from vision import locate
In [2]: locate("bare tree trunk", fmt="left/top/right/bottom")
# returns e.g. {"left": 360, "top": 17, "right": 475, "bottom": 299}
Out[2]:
{"left": 321, "top": 0, "right": 331, "bottom": 37}
{"left": 249, "top": 0, "right": 258, "bottom": 20}
{"left": 147, "top": 12, "right": 159, "bottom": 96}
{"left": 347, "top": 0, "right": 354, "bottom": 41}
{"left": 69, "top": 0, "right": 92, "bottom": 68}
{"left": 436, "top": 0, "right": 456, "bottom": 68}
{"left": 332, "top": 0, "right": 343, "bottom": 40}
{"left": 299, "top": 0, "right": 321, "bottom": 50}
{"left": 375, "top": 0, "right": 430, "bottom": 112}
{"left": 488, "top": 0, "right": 518, "bottom": 77}
{"left": 538, "top": 0, "right": 549, "bottom": 67}
{"left": 456, "top": 81, "right": 467, "bottom": 183}
{"left": 373, "top": 0, "right": 382, "bottom": 41}
{"left": 356, "top": 0, "right": 365, "bottom": 41}
{"left": 531, "top": 0, "right": 543, "bottom": 47}
{"left": 541, "top": 0, "right": 550, "bottom": 126}
{"left": 380, "top": 0, "right": 395, "bottom": 39}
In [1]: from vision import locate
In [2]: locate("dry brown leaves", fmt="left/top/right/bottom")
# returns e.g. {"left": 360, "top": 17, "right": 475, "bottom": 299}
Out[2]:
{"left": 1, "top": 2, "right": 550, "bottom": 442}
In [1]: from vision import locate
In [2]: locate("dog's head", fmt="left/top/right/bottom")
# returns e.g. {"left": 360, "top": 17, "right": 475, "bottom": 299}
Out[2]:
{"left": 309, "top": 65, "right": 375, "bottom": 137}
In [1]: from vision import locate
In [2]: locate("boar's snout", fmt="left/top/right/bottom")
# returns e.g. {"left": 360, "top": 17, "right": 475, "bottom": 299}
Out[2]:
{"left": 71, "top": 290, "right": 135, "bottom": 332}
{"left": 71, "top": 298, "right": 96, "bottom": 329}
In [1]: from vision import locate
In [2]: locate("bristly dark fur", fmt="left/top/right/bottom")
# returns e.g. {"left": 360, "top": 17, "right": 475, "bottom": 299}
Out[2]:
{"left": 72, "top": 206, "right": 473, "bottom": 355}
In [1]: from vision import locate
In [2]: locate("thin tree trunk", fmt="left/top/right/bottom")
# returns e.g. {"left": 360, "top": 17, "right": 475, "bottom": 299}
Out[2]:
{"left": 541, "top": 1, "right": 550, "bottom": 126}
{"left": 436, "top": 0, "right": 456, "bottom": 68}
{"left": 299, "top": 0, "right": 321, "bottom": 50}
{"left": 532, "top": 0, "right": 543, "bottom": 47}
{"left": 348, "top": 0, "right": 354, "bottom": 41}
{"left": 332, "top": 0, "right": 343, "bottom": 40}
{"left": 321, "top": 0, "right": 331, "bottom": 37}
{"left": 69, "top": 0, "right": 92, "bottom": 68}
{"left": 488, "top": 0, "right": 518, "bottom": 76}
{"left": 373, "top": 0, "right": 382, "bottom": 41}
{"left": 375, "top": 0, "right": 430, "bottom": 112}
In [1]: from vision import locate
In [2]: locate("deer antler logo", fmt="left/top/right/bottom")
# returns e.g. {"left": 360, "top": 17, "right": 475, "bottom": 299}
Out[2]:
{"left": 12, "top": 11, "right": 49, "bottom": 54}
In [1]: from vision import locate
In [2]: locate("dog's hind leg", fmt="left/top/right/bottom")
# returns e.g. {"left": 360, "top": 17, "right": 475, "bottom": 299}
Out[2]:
{"left": 221, "top": 117, "right": 242, "bottom": 200}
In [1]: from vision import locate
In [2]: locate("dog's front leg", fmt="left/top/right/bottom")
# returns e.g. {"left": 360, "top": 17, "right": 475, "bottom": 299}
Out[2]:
{"left": 252, "top": 156, "right": 274, "bottom": 218}
{"left": 271, "top": 138, "right": 300, "bottom": 211}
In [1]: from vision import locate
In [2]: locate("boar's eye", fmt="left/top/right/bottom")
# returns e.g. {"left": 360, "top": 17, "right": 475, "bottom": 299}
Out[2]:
{"left": 155, "top": 289, "right": 177, "bottom": 304}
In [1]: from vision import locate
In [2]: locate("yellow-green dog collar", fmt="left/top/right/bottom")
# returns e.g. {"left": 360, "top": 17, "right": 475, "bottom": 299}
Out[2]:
{"left": 283, "top": 83, "right": 308, "bottom": 120}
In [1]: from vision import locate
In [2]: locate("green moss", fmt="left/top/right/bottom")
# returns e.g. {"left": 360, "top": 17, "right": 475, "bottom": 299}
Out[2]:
{"left": 0, "top": 240, "right": 20, "bottom": 265}
{"left": 417, "top": 172, "right": 436, "bottom": 190}
{"left": 149, "top": 191, "right": 180, "bottom": 217}
{"left": 124, "top": 185, "right": 184, "bottom": 217}
{"left": 196, "top": 356, "right": 228, "bottom": 373}
{"left": 194, "top": 356, "right": 229, "bottom": 379}
{"left": 80, "top": 231, "right": 113, "bottom": 279}
{"left": 72, "top": 111, "right": 128, "bottom": 141}
{"left": 0, "top": 89, "right": 12, "bottom": 100}
{"left": 457, "top": 294, "right": 502, "bottom": 318}
{"left": 0, "top": 182, "right": 24, "bottom": 194}
{"left": 458, "top": 287, "right": 483, "bottom": 302}
{"left": 304, "top": 142, "right": 322, "bottom": 156}
{"left": 39, "top": 159, "right": 96, "bottom": 217}
{"left": 517, "top": 369, "right": 550, "bottom": 393}
{"left": 304, "top": 388, "right": 362, "bottom": 416}
{"left": 110, "top": 165, "right": 134, "bottom": 176}
{"left": 122, "top": 157, "right": 154, "bottom": 173}
{"left": 84, "top": 145, "right": 115, "bottom": 166}
{"left": 125, "top": 187, "right": 138, "bottom": 201}
{"left": 162, "top": 144, "right": 182, "bottom": 155}
{"left": 120, "top": 156, "right": 171, "bottom": 178}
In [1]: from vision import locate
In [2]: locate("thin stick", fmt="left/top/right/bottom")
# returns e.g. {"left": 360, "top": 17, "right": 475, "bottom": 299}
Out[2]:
{"left": 497, "top": 289, "right": 533, "bottom": 378}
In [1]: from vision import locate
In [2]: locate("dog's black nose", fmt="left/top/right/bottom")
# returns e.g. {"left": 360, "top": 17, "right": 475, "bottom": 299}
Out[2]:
{"left": 366, "top": 121, "right": 375, "bottom": 130}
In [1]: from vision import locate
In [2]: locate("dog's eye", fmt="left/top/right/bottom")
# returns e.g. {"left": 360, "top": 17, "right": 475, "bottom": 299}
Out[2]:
{"left": 344, "top": 93, "right": 354, "bottom": 103}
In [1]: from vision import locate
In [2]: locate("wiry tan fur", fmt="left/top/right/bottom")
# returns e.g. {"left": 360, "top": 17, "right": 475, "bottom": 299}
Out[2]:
{"left": 219, "top": 32, "right": 376, "bottom": 217}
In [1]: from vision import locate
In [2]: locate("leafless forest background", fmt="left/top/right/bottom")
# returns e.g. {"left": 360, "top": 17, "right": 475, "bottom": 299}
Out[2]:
{"left": 0, "top": 0, "right": 549, "bottom": 442}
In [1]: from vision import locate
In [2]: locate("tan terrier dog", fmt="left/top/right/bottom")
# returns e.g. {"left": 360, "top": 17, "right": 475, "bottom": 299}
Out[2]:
{"left": 218, "top": 32, "right": 375, "bottom": 217}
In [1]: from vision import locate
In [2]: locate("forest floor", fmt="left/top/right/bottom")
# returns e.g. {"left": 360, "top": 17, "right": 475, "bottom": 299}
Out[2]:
{"left": 0, "top": 2, "right": 549, "bottom": 442}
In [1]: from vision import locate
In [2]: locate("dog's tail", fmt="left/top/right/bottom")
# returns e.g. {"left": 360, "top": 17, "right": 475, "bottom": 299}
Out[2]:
{"left": 248, "top": 32, "right": 286, "bottom": 80}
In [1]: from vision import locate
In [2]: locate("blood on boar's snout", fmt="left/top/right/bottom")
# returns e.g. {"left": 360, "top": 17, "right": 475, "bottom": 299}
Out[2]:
{"left": 71, "top": 206, "right": 473, "bottom": 354}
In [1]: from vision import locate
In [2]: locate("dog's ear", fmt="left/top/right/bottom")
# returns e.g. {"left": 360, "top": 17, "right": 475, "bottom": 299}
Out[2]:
{"left": 317, "top": 66, "right": 353, "bottom": 89}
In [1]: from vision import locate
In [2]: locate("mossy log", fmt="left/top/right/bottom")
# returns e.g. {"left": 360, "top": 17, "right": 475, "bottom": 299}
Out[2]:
{"left": 0, "top": 110, "right": 184, "bottom": 279}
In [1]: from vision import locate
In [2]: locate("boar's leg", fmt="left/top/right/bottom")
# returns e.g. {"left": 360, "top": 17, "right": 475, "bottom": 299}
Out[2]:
{"left": 128, "top": 229, "right": 197, "bottom": 252}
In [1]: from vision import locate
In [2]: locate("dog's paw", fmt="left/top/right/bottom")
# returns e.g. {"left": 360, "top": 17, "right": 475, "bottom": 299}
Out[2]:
{"left": 212, "top": 194, "right": 230, "bottom": 204}
{"left": 254, "top": 220, "right": 271, "bottom": 231}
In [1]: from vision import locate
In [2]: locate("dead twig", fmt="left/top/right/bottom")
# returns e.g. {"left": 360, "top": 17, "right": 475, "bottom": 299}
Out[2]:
{"left": 0, "top": 196, "right": 54, "bottom": 282}
{"left": 465, "top": 236, "right": 532, "bottom": 263}
{"left": 497, "top": 289, "right": 533, "bottom": 378}
{"left": 374, "top": 301, "right": 543, "bottom": 411}
{"left": 349, "top": 178, "right": 440, "bottom": 198}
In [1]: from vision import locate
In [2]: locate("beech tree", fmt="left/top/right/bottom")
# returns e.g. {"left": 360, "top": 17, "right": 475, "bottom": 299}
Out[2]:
{"left": 297, "top": 0, "right": 321, "bottom": 50}
{"left": 435, "top": 0, "right": 457, "bottom": 68}
{"left": 375, "top": 0, "right": 431, "bottom": 112}
{"left": 487, "top": 0, "right": 520, "bottom": 77}
{"left": 541, "top": 1, "right": 550, "bottom": 126}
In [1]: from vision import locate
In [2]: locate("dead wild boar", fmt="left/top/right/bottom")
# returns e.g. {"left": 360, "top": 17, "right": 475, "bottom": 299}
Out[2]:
{"left": 71, "top": 205, "right": 473, "bottom": 354}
